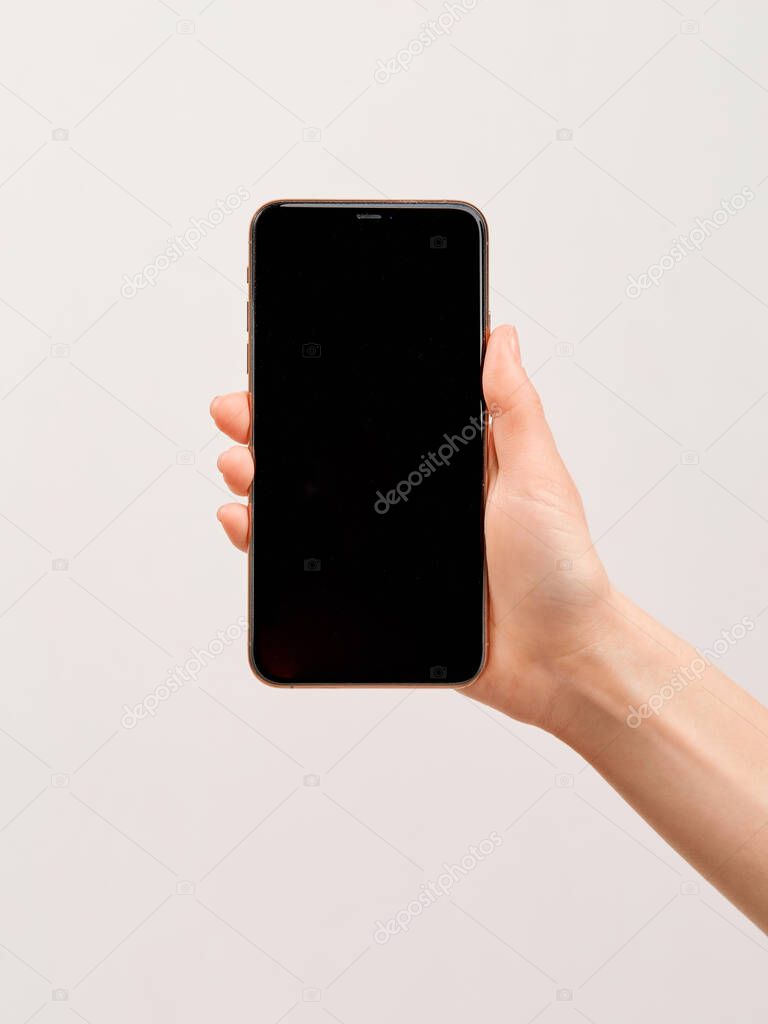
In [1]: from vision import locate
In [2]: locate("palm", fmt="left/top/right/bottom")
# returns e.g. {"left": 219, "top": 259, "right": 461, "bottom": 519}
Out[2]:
{"left": 469, "top": 438, "right": 611, "bottom": 725}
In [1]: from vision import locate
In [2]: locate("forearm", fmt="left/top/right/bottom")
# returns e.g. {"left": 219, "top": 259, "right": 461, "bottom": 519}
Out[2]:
{"left": 547, "top": 591, "right": 768, "bottom": 932}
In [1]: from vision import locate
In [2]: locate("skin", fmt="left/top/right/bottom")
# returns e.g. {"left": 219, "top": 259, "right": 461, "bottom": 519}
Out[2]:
{"left": 212, "top": 324, "right": 768, "bottom": 933}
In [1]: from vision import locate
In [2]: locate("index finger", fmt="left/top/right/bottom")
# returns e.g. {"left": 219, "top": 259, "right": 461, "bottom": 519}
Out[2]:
{"left": 210, "top": 392, "right": 251, "bottom": 444}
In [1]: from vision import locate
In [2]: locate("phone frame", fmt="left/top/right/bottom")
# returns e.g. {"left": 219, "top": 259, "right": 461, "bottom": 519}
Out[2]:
{"left": 246, "top": 199, "right": 489, "bottom": 688}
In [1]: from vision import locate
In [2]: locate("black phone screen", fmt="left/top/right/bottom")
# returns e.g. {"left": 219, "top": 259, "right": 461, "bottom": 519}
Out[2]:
{"left": 249, "top": 201, "right": 486, "bottom": 685}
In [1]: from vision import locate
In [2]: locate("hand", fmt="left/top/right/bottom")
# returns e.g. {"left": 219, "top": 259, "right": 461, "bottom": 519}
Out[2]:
{"left": 211, "top": 325, "right": 618, "bottom": 730}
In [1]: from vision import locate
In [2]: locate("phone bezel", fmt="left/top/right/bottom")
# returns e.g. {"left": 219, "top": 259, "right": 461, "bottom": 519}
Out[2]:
{"left": 247, "top": 199, "right": 489, "bottom": 688}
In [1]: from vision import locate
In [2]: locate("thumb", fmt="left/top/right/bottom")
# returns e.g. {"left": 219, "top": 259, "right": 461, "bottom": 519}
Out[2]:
{"left": 483, "top": 325, "right": 559, "bottom": 472}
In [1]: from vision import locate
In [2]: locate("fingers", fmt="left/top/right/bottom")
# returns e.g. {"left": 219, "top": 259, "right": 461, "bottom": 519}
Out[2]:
{"left": 211, "top": 392, "right": 250, "bottom": 444}
{"left": 217, "top": 503, "right": 249, "bottom": 551}
{"left": 217, "top": 446, "right": 254, "bottom": 497}
{"left": 211, "top": 393, "right": 252, "bottom": 550}
{"left": 483, "top": 325, "right": 559, "bottom": 471}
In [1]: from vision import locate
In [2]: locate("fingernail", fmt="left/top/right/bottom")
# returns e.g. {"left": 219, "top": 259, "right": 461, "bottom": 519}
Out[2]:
{"left": 507, "top": 326, "right": 520, "bottom": 362}
{"left": 216, "top": 453, "right": 224, "bottom": 472}
{"left": 210, "top": 396, "right": 220, "bottom": 417}
{"left": 216, "top": 506, "right": 225, "bottom": 523}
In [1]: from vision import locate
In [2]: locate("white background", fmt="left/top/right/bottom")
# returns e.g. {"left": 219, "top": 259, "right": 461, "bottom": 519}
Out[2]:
{"left": 2, "top": 0, "right": 768, "bottom": 1021}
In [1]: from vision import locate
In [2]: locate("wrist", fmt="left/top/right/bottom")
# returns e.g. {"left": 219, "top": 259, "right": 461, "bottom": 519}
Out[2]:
{"left": 539, "top": 589, "right": 686, "bottom": 760}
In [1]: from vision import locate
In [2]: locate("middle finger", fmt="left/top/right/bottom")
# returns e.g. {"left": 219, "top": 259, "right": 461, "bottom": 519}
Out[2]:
{"left": 217, "top": 445, "right": 254, "bottom": 496}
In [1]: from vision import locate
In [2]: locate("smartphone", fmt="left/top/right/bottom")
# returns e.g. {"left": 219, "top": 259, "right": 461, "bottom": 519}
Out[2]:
{"left": 248, "top": 200, "right": 488, "bottom": 686}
